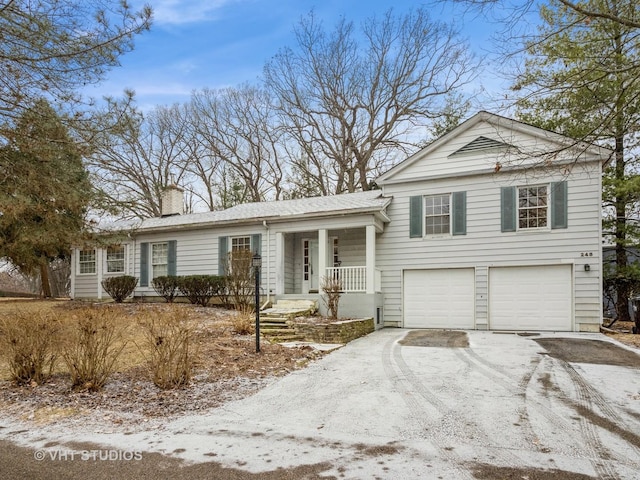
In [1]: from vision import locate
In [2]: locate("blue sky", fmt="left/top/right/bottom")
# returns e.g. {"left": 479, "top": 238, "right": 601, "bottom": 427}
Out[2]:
{"left": 88, "top": 0, "right": 508, "bottom": 111}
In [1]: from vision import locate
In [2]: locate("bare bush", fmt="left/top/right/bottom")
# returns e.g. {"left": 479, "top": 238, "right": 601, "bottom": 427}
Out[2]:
{"left": 225, "top": 250, "right": 254, "bottom": 308}
{"left": 0, "top": 310, "right": 61, "bottom": 385}
{"left": 231, "top": 305, "right": 255, "bottom": 335}
{"left": 321, "top": 276, "right": 343, "bottom": 320}
{"left": 61, "top": 307, "right": 128, "bottom": 391}
{"left": 138, "top": 307, "right": 197, "bottom": 389}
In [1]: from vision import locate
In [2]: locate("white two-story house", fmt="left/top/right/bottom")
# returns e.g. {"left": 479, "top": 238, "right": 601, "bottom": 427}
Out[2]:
{"left": 72, "top": 112, "right": 608, "bottom": 332}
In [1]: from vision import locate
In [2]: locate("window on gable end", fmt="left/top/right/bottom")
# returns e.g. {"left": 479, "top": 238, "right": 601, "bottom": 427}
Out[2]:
{"left": 425, "top": 194, "right": 451, "bottom": 235}
{"left": 518, "top": 185, "right": 548, "bottom": 229}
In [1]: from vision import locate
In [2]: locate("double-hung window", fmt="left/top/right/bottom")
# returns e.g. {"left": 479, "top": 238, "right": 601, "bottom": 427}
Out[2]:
{"left": 409, "top": 192, "right": 466, "bottom": 238}
{"left": 78, "top": 248, "right": 96, "bottom": 275}
{"left": 501, "top": 182, "right": 567, "bottom": 232}
{"left": 231, "top": 236, "right": 251, "bottom": 252}
{"left": 425, "top": 195, "right": 451, "bottom": 235}
{"left": 151, "top": 242, "right": 169, "bottom": 278}
{"left": 518, "top": 185, "right": 548, "bottom": 229}
{"left": 106, "top": 245, "right": 125, "bottom": 273}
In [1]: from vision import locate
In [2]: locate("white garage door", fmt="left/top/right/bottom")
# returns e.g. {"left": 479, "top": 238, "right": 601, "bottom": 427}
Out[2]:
{"left": 489, "top": 265, "right": 572, "bottom": 331}
{"left": 403, "top": 269, "right": 475, "bottom": 329}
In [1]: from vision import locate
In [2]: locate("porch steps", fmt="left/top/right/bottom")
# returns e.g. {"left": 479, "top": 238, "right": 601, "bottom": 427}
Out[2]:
{"left": 259, "top": 299, "right": 318, "bottom": 342}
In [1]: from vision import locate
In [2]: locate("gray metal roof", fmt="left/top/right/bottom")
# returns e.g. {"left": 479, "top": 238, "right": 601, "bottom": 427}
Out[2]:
{"left": 113, "top": 190, "right": 391, "bottom": 233}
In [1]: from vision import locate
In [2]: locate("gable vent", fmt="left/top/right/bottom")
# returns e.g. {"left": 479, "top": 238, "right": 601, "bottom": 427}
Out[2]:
{"left": 449, "top": 136, "right": 516, "bottom": 156}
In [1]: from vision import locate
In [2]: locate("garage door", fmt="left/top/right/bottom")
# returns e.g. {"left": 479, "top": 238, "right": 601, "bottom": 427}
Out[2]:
{"left": 489, "top": 265, "right": 572, "bottom": 331}
{"left": 403, "top": 269, "right": 475, "bottom": 329}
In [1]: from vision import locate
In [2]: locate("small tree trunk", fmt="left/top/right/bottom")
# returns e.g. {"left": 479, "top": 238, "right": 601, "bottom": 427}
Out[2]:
{"left": 40, "top": 262, "right": 52, "bottom": 298}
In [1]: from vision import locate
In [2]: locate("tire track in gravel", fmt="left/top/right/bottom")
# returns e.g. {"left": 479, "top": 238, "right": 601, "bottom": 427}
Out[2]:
{"left": 559, "top": 360, "right": 640, "bottom": 473}
{"left": 381, "top": 336, "right": 475, "bottom": 480}
{"left": 384, "top": 336, "right": 526, "bottom": 476}
{"left": 457, "top": 344, "right": 629, "bottom": 479}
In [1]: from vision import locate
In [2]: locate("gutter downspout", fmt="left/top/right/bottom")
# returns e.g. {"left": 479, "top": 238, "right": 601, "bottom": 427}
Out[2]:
{"left": 263, "top": 220, "right": 270, "bottom": 302}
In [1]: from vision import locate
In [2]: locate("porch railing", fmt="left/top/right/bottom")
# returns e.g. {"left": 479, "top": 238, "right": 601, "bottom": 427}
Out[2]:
{"left": 325, "top": 266, "right": 367, "bottom": 292}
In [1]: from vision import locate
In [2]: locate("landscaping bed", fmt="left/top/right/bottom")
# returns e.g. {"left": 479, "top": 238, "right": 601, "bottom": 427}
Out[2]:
{"left": 0, "top": 300, "right": 326, "bottom": 427}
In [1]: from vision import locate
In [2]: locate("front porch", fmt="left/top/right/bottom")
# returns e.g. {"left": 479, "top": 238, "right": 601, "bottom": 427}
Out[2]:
{"left": 274, "top": 225, "right": 381, "bottom": 296}
{"left": 271, "top": 224, "right": 384, "bottom": 324}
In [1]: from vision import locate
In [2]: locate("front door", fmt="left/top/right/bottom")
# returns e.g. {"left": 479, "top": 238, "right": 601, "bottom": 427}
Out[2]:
{"left": 303, "top": 239, "right": 319, "bottom": 293}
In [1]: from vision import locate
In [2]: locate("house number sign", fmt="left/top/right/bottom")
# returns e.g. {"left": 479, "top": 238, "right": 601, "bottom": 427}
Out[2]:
{"left": 580, "top": 252, "right": 593, "bottom": 257}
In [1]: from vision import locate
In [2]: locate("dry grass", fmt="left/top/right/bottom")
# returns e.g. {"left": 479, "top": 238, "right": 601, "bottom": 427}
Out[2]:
{"left": 0, "top": 300, "right": 327, "bottom": 421}
{"left": 231, "top": 304, "right": 255, "bottom": 335}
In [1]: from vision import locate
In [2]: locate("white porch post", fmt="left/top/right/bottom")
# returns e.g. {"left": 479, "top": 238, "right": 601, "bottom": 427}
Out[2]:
{"left": 275, "top": 232, "right": 284, "bottom": 295}
{"left": 318, "top": 229, "right": 328, "bottom": 289}
{"left": 366, "top": 224, "right": 376, "bottom": 294}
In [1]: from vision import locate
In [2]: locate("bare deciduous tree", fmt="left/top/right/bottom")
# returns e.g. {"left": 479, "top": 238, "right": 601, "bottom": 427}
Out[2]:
{"left": 190, "top": 85, "right": 285, "bottom": 205}
{"left": 88, "top": 98, "right": 198, "bottom": 218}
{"left": 263, "top": 8, "right": 478, "bottom": 194}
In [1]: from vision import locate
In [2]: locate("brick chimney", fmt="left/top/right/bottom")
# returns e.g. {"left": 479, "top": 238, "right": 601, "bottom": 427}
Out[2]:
{"left": 161, "top": 182, "right": 184, "bottom": 217}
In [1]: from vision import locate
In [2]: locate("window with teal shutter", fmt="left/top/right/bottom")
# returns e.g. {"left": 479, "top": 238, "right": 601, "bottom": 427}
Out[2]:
{"left": 551, "top": 181, "right": 568, "bottom": 229}
{"left": 500, "top": 186, "right": 517, "bottom": 232}
{"left": 409, "top": 196, "right": 423, "bottom": 238}
{"left": 251, "top": 233, "right": 262, "bottom": 255}
{"left": 140, "top": 242, "right": 149, "bottom": 286}
{"left": 218, "top": 236, "right": 228, "bottom": 275}
{"left": 452, "top": 191, "right": 467, "bottom": 236}
{"left": 167, "top": 240, "right": 177, "bottom": 276}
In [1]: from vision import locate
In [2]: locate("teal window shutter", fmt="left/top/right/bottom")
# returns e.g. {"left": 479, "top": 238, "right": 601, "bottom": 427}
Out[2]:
{"left": 251, "top": 233, "right": 262, "bottom": 256}
{"left": 218, "top": 236, "right": 228, "bottom": 275}
{"left": 551, "top": 181, "right": 568, "bottom": 229}
{"left": 140, "top": 242, "right": 149, "bottom": 287}
{"left": 409, "top": 196, "right": 423, "bottom": 238}
{"left": 452, "top": 191, "right": 467, "bottom": 236}
{"left": 500, "top": 186, "right": 516, "bottom": 232}
{"left": 167, "top": 240, "right": 177, "bottom": 276}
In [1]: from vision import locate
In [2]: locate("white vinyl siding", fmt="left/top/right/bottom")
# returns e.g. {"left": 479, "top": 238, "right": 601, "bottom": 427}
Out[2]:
{"left": 378, "top": 160, "right": 602, "bottom": 331}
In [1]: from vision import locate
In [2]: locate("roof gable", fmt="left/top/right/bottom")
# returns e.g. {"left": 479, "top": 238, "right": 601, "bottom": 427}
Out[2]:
{"left": 376, "top": 111, "right": 611, "bottom": 185}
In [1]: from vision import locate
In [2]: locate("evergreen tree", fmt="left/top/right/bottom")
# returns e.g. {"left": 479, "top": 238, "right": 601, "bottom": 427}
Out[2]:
{"left": 514, "top": 0, "right": 640, "bottom": 322}
{"left": 0, "top": 100, "right": 93, "bottom": 296}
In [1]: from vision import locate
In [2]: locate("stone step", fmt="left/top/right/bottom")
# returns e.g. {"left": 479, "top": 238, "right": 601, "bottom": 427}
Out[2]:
{"left": 263, "top": 334, "right": 307, "bottom": 343}
{"left": 260, "top": 315, "right": 289, "bottom": 323}
{"left": 260, "top": 327, "right": 295, "bottom": 335}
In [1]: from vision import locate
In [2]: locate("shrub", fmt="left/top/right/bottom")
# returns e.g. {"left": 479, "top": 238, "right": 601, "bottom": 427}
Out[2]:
{"left": 139, "top": 307, "right": 197, "bottom": 389}
{"left": 178, "top": 275, "right": 224, "bottom": 307}
{"left": 232, "top": 304, "right": 255, "bottom": 335}
{"left": 101, "top": 275, "right": 138, "bottom": 303}
{"left": 151, "top": 276, "right": 180, "bottom": 303}
{"left": 225, "top": 250, "right": 255, "bottom": 308}
{"left": 61, "top": 307, "right": 127, "bottom": 391}
{"left": 0, "top": 310, "right": 61, "bottom": 385}
{"left": 321, "top": 276, "right": 343, "bottom": 320}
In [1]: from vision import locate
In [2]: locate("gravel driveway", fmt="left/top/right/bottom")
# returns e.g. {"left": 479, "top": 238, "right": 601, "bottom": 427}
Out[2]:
{"left": 2, "top": 328, "right": 640, "bottom": 479}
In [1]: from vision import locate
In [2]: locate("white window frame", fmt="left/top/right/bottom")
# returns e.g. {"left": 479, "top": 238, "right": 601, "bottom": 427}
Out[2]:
{"left": 230, "top": 236, "right": 251, "bottom": 253}
{"left": 77, "top": 248, "right": 96, "bottom": 275}
{"left": 106, "top": 245, "right": 126, "bottom": 274}
{"left": 424, "top": 194, "right": 451, "bottom": 236}
{"left": 517, "top": 184, "right": 549, "bottom": 230}
{"left": 151, "top": 242, "right": 169, "bottom": 279}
